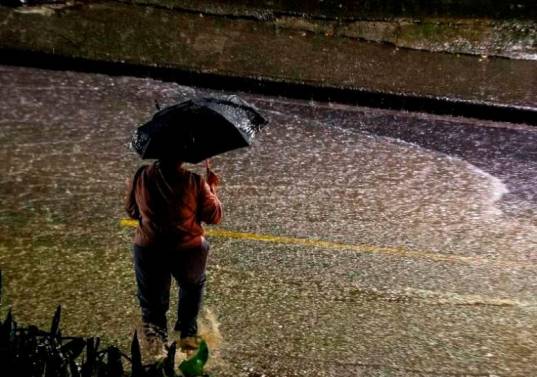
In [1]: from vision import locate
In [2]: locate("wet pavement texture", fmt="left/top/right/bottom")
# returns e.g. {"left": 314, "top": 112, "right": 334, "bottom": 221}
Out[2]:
{"left": 1, "top": 65, "right": 537, "bottom": 376}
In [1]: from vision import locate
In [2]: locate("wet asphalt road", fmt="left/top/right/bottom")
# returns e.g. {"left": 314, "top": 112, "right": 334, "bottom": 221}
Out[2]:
{"left": 0, "top": 65, "right": 537, "bottom": 377}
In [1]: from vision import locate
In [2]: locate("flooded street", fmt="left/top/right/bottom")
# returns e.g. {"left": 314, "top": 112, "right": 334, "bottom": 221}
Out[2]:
{"left": 1, "top": 65, "right": 537, "bottom": 376}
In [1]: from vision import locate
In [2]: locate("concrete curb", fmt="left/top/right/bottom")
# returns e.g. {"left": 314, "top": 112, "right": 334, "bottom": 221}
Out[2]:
{"left": 0, "top": 1, "right": 535, "bottom": 124}
{"left": 2, "top": 48, "right": 536, "bottom": 125}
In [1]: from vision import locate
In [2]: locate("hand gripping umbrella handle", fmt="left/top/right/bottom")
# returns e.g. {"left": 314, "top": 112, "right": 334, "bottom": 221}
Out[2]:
{"left": 205, "top": 159, "right": 219, "bottom": 190}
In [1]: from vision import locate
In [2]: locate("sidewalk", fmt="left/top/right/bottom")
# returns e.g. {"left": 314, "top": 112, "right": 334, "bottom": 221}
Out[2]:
{"left": 0, "top": 1, "right": 535, "bottom": 123}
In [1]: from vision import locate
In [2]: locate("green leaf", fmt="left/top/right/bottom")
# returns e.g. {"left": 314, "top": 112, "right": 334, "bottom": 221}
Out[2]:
{"left": 106, "top": 346, "right": 124, "bottom": 377}
{"left": 131, "top": 331, "right": 144, "bottom": 377}
{"left": 81, "top": 337, "right": 98, "bottom": 377}
{"left": 50, "top": 305, "right": 62, "bottom": 337}
{"left": 163, "top": 341, "right": 176, "bottom": 377}
{"left": 0, "top": 309, "right": 13, "bottom": 345}
{"left": 178, "top": 340, "right": 209, "bottom": 377}
{"left": 69, "top": 359, "right": 81, "bottom": 377}
{"left": 61, "top": 338, "right": 86, "bottom": 359}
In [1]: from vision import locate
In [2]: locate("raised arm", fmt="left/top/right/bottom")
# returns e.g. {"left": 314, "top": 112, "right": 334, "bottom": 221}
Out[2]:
{"left": 198, "top": 172, "right": 222, "bottom": 225}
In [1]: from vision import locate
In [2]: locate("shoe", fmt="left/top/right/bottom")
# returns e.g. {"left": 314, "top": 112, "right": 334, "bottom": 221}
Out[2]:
{"left": 143, "top": 323, "right": 168, "bottom": 343}
{"left": 179, "top": 335, "right": 202, "bottom": 355}
{"left": 141, "top": 323, "right": 168, "bottom": 357}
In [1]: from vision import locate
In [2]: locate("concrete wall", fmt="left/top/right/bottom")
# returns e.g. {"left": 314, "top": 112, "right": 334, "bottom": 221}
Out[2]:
{"left": 126, "top": 0, "right": 537, "bottom": 20}
{"left": 123, "top": 1, "right": 537, "bottom": 59}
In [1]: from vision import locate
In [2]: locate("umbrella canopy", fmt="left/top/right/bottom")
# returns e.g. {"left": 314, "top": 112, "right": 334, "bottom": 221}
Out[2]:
{"left": 130, "top": 96, "right": 267, "bottom": 163}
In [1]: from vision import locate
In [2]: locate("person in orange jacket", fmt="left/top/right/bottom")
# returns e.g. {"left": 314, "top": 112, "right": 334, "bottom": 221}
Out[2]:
{"left": 126, "top": 159, "right": 222, "bottom": 352}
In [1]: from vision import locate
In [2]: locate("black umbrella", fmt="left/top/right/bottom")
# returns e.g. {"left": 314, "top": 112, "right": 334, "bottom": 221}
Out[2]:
{"left": 130, "top": 95, "right": 267, "bottom": 163}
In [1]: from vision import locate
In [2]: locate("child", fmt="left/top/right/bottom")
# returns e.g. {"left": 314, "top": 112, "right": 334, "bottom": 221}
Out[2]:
{"left": 126, "top": 159, "right": 222, "bottom": 352}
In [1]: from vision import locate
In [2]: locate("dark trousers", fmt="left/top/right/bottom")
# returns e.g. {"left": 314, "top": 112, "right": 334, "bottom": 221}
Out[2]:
{"left": 133, "top": 240, "right": 209, "bottom": 338}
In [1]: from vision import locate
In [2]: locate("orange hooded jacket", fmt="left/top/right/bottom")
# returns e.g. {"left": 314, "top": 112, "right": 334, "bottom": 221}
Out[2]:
{"left": 126, "top": 161, "right": 222, "bottom": 249}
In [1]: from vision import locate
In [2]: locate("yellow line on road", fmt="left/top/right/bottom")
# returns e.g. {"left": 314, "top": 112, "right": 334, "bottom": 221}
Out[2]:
{"left": 119, "top": 219, "right": 532, "bottom": 268}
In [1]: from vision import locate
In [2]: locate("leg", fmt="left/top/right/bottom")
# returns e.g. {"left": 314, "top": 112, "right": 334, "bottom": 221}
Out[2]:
{"left": 176, "top": 274, "right": 206, "bottom": 337}
{"left": 171, "top": 240, "right": 209, "bottom": 338}
{"left": 133, "top": 244, "right": 171, "bottom": 339}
